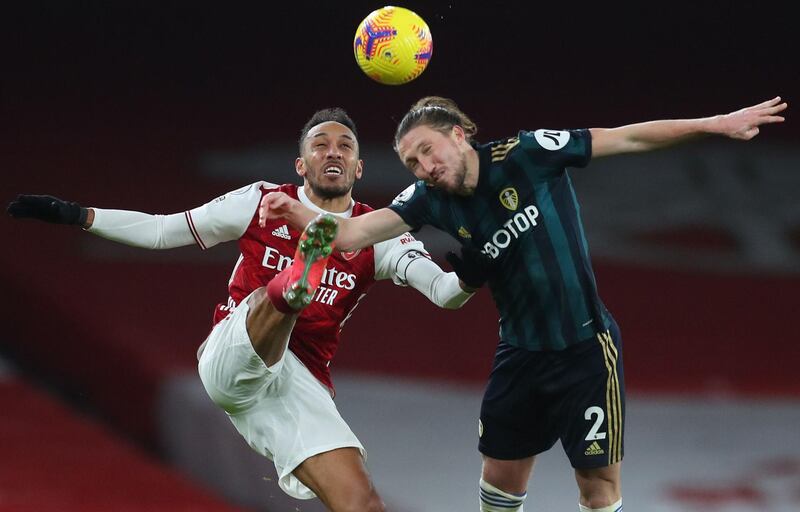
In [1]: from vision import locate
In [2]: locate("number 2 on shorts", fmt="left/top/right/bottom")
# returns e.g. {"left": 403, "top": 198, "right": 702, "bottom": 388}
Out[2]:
{"left": 584, "top": 406, "right": 607, "bottom": 441}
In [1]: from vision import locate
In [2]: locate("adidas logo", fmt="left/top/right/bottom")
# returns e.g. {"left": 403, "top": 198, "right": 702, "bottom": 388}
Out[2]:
{"left": 271, "top": 225, "right": 291, "bottom": 240}
{"left": 584, "top": 441, "right": 605, "bottom": 456}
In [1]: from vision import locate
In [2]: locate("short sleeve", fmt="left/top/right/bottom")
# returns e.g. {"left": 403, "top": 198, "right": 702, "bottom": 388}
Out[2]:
{"left": 515, "top": 128, "right": 592, "bottom": 179}
{"left": 386, "top": 181, "right": 432, "bottom": 231}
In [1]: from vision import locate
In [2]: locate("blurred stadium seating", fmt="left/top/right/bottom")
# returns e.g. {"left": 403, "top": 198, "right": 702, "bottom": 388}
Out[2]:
{"left": 0, "top": 356, "right": 246, "bottom": 512}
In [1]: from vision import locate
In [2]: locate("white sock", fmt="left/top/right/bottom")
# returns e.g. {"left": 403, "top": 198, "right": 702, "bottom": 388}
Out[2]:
{"left": 579, "top": 498, "right": 622, "bottom": 512}
{"left": 479, "top": 478, "right": 527, "bottom": 511}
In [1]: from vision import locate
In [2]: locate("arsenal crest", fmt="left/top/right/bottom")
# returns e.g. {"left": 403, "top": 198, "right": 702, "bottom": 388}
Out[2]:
{"left": 340, "top": 249, "right": 361, "bottom": 261}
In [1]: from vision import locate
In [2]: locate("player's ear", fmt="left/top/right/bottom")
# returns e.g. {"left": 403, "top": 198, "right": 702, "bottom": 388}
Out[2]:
{"left": 295, "top": 157, "right": 307, "bottom": 177}
{"left": 354, "top": 159, "right": 364, "bottom": 180}
{"left": 452, "top": 124, "right": 466, "bottom": 143}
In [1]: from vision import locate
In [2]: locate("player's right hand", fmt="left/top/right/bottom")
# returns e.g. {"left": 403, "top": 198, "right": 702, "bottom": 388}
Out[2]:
{"left": 718, "top": 96, "right": 787, "bottom": 140}
{"left": 258, "top": 192, "right": 295, "bottom": 228}
{"left": 7, "top": 194, "right": 87, "bottom": 225}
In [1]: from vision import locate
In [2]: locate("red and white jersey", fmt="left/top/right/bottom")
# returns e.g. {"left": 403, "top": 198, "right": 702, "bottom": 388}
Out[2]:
{"left": 183, "top": 182, "right": 430, "bottom": 389}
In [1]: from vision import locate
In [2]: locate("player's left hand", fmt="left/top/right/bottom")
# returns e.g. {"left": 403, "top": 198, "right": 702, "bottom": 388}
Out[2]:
{"left": 446, "top": 245, "right": 493, "bottom": 290}
{"left": 718, "top": 96, "right": 787, "bottom": 140}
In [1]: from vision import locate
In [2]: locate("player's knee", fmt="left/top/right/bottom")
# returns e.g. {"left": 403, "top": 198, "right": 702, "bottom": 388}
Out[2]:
{"left": 479, "top": 478, "right": 527, "bottom": 512}
{"left": 197, "top": 366, "right": 240, "bottom": 413}
{"left": 197, "top": 354, "right": 261, "bottom": 414}
{"left": 335, "top": 489, "right": 385, "bottom": 512}
{"left": 361, "top": 491, "right": 386, "bottom": 512}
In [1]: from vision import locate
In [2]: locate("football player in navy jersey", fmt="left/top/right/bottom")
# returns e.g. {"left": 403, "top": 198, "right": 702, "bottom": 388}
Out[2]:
{"left": 259, "top": 95, "right": 787, "bottom": 512}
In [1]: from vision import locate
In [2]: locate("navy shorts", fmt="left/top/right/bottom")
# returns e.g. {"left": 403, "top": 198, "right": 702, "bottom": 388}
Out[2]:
{"left": 478, "top": 319, "right": 624, "bottom": 469}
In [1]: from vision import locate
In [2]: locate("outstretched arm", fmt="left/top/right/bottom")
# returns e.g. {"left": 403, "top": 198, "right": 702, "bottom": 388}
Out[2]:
{"left": 590, "top": 96, "right": 787, "bottom": 158}
{"left": 8, "top": 185, "right": 259, "bottom": 249}
{"left": 259, "top": 192, "right": 412, "bottom": 251}
{"left": 7, "top": 194, "right": 201, "bottom": 249}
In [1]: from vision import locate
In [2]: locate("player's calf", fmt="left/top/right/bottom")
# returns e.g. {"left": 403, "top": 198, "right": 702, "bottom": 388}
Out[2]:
{"left": 575, "top": 462, "right": 622, "bottom": 511}
{"left": 267, "top": 214, "right": 338, "bottom": 313}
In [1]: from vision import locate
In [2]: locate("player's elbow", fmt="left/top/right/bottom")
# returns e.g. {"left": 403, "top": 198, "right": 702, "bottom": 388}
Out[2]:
{"left": 335, "top": 236, "right": 359, "bottom": 253}
{"left": 442, "top": 301, "right": 465, "bottom": 310}
{"left": 440, "top": 298, "right": 469, "bottom": 310}
{"left": 335, "top": 227, "right": 370, "bottom": 252}
{"left": 437, "top": 278, "right": 475, "bottom": 310}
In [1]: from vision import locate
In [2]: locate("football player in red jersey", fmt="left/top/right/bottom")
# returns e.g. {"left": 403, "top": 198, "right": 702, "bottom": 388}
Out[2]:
{"left": 8, "top": 108, "right": 478, "bottom": 512}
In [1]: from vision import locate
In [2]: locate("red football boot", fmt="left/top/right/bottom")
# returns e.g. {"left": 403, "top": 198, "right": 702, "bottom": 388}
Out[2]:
{"left": 282, "top": 213, "right": 338, "bottom": 310}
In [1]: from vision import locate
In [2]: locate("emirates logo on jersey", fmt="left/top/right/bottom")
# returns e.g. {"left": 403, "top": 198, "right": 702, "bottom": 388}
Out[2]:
{"left": 261, "top": 243, "right": 358, "bottom": 307}
{"left": 340, "top": 249, "right": 361, "bottom": 261}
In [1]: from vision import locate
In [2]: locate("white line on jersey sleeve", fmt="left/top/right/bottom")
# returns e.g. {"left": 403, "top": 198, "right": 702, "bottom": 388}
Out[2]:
{"left": 88, "top": 182, "right": 270, "bottom": 250}
{"left": 183, "top": 182, "right": 267, "bottom": 249}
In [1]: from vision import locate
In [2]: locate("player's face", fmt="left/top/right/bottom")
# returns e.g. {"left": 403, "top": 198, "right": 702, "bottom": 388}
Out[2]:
{"left": 298, "top": 121, "right": 363, "bottom": 199}
{"left": 397, "top": 124, "right": 469, "bottom": 194}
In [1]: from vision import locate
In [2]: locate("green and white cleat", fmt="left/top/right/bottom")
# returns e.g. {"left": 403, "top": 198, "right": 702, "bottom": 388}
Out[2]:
{"left": 283, "top": 214, "right": 338, "bottom": 310}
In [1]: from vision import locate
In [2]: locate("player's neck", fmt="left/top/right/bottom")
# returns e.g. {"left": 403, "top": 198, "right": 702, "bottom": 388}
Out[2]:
{"left": 302, "top": 185, "right": 353, "bottom": 213}
{"left": 458, "top": 148, "right": 481, "bottom": 196}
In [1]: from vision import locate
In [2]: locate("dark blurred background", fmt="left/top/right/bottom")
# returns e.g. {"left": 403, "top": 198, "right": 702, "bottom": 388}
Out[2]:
{"left": 1, "top": 2, "right": 798, "bottom": 511}
{"left": 5, "top": 1, "right": 797, "bottom": 151}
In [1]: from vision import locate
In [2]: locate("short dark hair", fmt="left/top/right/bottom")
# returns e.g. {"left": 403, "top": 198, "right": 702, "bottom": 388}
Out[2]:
{"left": 394, "top": 96, "right": 478, "bottom": 152}
{"left": 299, "top": 108, "right": 358, "bottom": 153}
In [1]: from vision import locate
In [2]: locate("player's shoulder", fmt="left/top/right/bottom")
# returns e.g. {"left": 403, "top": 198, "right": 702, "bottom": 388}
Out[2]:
{"left": 390, "top": 180, "right": 432, "bottom": 208}
{"left": 254, "top": 181, "right": 299, "bottom": 199}
{"left": 519, "top": 128, "right": 589, "bottom": 151}
{"left": 351, "top": 199, "right": 375, "bottom": 216}
{"left": 481, "top": 129, "right": 590, "bottom": 163}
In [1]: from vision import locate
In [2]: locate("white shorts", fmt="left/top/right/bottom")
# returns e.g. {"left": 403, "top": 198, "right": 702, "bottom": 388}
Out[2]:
{"left": 197, "top": 294, "right": 365, "bottom": 500}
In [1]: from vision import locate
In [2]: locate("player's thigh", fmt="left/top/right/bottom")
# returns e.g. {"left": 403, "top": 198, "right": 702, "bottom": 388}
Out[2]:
{"left": 243, "top": 286, "right": 297, "bottom": 364}
{"left": 227, "top": 350, "right": 366, "bottom": 500}
{"left": 479, "top": 341, "right": 561, "bottom": 462}
{"left": 293, "top": 447, "right": 383, "bottom": 511}
{"left": 197, "top": 296, "right": 281, "bottom": 414}
{"left": 559, "top": 324, "right": 625, "bottom": 470}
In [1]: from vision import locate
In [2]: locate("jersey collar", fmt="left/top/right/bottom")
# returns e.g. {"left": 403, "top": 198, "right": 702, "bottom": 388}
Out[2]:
{"left": 297, "top": 185, "right": 354, "bottom": 219}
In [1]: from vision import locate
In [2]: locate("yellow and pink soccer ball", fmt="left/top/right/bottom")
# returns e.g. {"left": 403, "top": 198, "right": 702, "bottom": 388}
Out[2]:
{"left": 353, "top": 6, "right": 433, "bottom": 85}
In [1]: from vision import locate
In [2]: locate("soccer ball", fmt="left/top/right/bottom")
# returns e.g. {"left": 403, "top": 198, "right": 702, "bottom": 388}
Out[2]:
{"left": 353, "top": 6, "right": 433, "bottom": 85}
